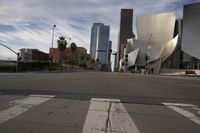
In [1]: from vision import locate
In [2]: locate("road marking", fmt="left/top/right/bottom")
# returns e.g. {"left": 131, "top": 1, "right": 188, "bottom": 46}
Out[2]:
{"left": 163, "top": 103, "right": 200, "bottom": 125}
{"left": 82, "top": 98, "right": 140, "bottom": 133}
{"left": 0, "top": 95, "right": 55, "bottom": 124}
{"left": 163, "top": 103, "right": 198, "bottom": 107}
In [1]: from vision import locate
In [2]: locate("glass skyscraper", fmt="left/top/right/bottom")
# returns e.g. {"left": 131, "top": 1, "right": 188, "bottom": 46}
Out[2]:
{"left": 90, "top": 23, "right": 104, "bottom": 59}
{"left": 90, "top": 23, "right": 111, "bottom": 71}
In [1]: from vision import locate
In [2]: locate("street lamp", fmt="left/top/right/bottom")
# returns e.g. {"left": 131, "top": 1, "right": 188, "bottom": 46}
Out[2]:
{"left": 51, "top": 24, "right": 56, "bottom": 48}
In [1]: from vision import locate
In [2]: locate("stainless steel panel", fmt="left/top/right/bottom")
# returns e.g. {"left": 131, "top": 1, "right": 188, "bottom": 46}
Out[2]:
{"left": 182, "top": 3, "right": 200, "bottom": 59}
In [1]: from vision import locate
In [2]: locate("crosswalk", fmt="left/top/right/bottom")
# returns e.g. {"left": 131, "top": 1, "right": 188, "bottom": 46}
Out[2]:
{"left": 0, "top": 95, "right": 55, "bottom": 124}
{"left": 82, "top": 98, "right": 140, "bottom": 133}
{"left": 163, "top": 102, "right": 200, "bottom": 125}
{"left": 0, "top": 95, "right": 199, "bottom": 133}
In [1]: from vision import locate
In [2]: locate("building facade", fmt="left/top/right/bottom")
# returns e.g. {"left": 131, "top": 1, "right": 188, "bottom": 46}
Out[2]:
{"left": 117, "top": 9, "right": 135, "bottom": 70}
{"left": 96, "top": 25, "right": 110, "bottom": 64}
{"left": 90, "top": 23, "right": 112, "bottom": 71}
{"left": 90, "top": 23, "right": 104, "bottom": 59}
{"left": 162, "top": 19, "right": 183, "bottom": 69}
{"left": 116, "top": 3, "right": 200, "bottom": 74}
{"left": 49, "top": 47, "right": 87, "bottom": 64}
{"left": 121, "top": 12, "right": 178, "bottom": 74}
{"left": 20, "top": 49, "right": 49, "bottom": 62}
{"left": 181, "top": 3, "right": 200, "bottom": 69}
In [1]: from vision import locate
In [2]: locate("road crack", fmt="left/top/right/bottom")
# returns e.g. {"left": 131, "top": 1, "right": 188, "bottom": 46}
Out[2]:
{"left": 105, "top": 101, "right": 113, "bottom": 133}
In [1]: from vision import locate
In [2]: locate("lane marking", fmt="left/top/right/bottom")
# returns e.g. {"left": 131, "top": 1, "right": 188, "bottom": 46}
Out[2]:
{"left": 0, "top": 95, "right": 55, "bottom": 124}
{"left": 30, "top": 94, "right": 55, "bottom": 98}
{"left": 91, "top": 98, "right": 121, "bottom": 103}
{"left": 163, "top": 103, "right": 198, "bottom": 107}
{"left": 163, "top": 103, "right": 200, "bottom": 125}
{"left": 82, "top": 98, "right": 140, "bottom": 133}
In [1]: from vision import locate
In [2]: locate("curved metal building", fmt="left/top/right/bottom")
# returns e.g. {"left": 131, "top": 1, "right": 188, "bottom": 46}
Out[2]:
{"left": 120, "top": 12, "right": 178, "bottom": 73}
{"left": 182, "top": 3, "right": 200, "bottom": 60}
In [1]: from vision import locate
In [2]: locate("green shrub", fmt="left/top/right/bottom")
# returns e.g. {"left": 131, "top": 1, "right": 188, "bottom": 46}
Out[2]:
{"left": 0, "top": 65, "right": 16, "bottom": 72}
{"left": 18, "top": 61, "right": 50, "bottom": 71}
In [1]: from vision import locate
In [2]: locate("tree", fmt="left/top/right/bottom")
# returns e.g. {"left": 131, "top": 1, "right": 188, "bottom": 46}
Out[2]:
{"left": 57, "top": 36, "right": 67, "bottom": 70}
{"left": 70, "top": 42, "right": 77, "bottom": 62}
{"left": 80, "top": 53, "right": 85, "bottom": 62}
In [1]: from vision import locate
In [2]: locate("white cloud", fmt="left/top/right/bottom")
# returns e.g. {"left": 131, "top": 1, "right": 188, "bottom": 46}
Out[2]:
{"left": 0, "top": 0, "right": 200, "bottom": 60}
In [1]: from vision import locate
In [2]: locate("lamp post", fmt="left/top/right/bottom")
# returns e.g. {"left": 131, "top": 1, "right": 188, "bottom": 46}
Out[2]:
{"left": 49, "top": 24, "right": 56, "bottom": 71}
{"left": 51, "top": 24, "right": 56, "bottom": 48}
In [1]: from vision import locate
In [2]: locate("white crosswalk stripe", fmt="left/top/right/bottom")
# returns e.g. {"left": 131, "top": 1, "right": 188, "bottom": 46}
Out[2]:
{"left": 82, "top": 98, "right": 140, "bottom": 133}
{"left": 0, "top": 95, "right": 55, "bottom": 124}
{"left": 163, "top": 102, "right": 200, "bottom": 125}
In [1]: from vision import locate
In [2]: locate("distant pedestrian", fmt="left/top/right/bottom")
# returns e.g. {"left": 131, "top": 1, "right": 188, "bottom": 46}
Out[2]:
{"left": 151, "top": 68, "right": 154, "bottom": 74}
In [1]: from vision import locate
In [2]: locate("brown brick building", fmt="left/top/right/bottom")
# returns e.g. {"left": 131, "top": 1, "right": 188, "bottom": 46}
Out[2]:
{"left": 49, "top": 47, "right": 87, "bottom": 64}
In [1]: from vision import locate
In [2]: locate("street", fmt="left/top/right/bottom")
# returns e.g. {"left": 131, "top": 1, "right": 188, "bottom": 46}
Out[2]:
{"left": 0, "top": 72, "right": 200, "bottom": 133}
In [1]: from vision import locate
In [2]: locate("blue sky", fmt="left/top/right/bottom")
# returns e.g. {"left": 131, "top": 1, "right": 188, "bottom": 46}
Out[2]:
{"left": 0, "top": 0, "right": 200, "bottom": 60}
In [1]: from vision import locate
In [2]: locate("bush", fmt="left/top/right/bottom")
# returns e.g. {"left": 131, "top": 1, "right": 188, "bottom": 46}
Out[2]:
{"left": 0, "top": 65, "right": 16, "bottom": 72}
{"left": 68, "top": 60, "right": 77, "bottom": 65}
{"left": 79, "top": 63, "right": 87, "bottom": 69}
{"left": 18, "top": 61, "right": 50, "bottom": 71}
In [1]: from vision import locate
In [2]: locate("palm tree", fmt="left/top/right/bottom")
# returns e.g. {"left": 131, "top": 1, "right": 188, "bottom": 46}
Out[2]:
{"left": 57, "top": 36, "right": 67, "bottom": 70}
{"left": 70, "top": 42, "right": 77, "bottom": 62}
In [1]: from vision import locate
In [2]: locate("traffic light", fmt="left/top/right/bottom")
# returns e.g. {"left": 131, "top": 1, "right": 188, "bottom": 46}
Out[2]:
{"left": 49, "top": 57, "right": 53, "bottom": 62}
{"left": 17, "top": 52, "right": 21, "bottom": 61}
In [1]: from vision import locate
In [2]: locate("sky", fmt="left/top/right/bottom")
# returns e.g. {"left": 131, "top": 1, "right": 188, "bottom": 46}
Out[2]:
{"left": 0, "top": 0, "right": 200, "bottom": 60}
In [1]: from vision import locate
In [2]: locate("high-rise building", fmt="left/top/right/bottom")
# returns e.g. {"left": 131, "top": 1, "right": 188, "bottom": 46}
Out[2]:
{"left": 90, "top": 23, "right": 111, "bottom": 71}
{"left": 96, "top": 25, "right": 110, "bottom": 66}
{"left": 90, "top": 23, "right": 104, "bottom": 59}
{"left": 117, "top": 9, "right": 134, "bottom": 70}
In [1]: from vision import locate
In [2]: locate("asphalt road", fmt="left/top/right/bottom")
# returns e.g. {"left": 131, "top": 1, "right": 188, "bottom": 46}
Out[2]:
{"left": 0, "top": 72, "right": 199, "bottom": 133}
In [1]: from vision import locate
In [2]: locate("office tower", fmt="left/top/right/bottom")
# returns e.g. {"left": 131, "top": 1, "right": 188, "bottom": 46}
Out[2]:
{"left": 96, "top": 25, "right": 110, "bottom": 66}
{"left": 117, "top": 9, "right": 134, "bottom": 70}
{"left": 90, "top": 23, "right": 111, "bottom": 71}
{"left": 90, "top": 23, "right": 104, "bottom": 59}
